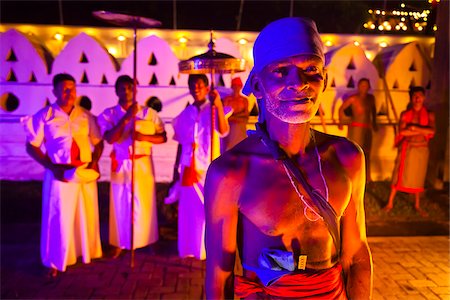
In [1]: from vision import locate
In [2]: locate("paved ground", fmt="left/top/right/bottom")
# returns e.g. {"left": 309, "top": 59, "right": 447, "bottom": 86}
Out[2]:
{"left": 2, "top": 224, "right": 449, "bottom": 299}
{"left": 1, "top": 181, "right": 449, "bottom": 299}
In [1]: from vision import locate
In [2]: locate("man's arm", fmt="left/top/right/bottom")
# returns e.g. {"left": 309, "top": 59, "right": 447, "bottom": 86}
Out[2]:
{"left": 205, "top": 157, "right": 240, "bottom": 299}
{"left": 26, "top": 143, "right": 68, "bottom": 181}
{"left": 134, "top": 131, "right": 167, "bottom": 144}
{"left": 370, "top": 94, "right": 378, "bottom": 131}
{"left": 337, "top": 141, "right": 373, "bottom": 299}
{"left": 103, "top": 103, "right": 139, "bottom": 144}
{"left": 210, "top": 89, "right": 230, "bottom": 136}
{"left": 87, "top": 140, "right": 104, "bottom": 173}
{"left": 338, "top": 97, "right": 353, "bottom": 130}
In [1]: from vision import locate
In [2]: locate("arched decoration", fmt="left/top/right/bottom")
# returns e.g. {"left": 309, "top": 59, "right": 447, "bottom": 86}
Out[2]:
{"left": 330, "top": 78, "right": 336, "bottom": 88}
{"left": 347, "top": 57, "right": 356, "bottom": 70}
{"left": 218, "top": 75, "right": 225, "bottom": 87}
{"left": 79, "top": 95, "right": 92, "bottom": 111}
{"left": 52, "top": 32, "right": 119, "bottom": 86}
{"left": 29, "top": 72, "right": 37, "bottom": 82}
{"left": 80, "top": 52, "right": 89, "bottom": 63}
{"left": 7, "top": 69, "right": 17, "bottom": 82}
{"left": 101, "top": 74, "right": 108, "bottom": 84}
{"left": 392, "top": 79, "right": 399, "bottom": 89}
{"left": 81, "top": 71, "right": 89, "bottom": 83}
{"left": 6, "top": 49, "right": 18, "bottom": 62}
{"left": 0, "top": 92, "right": 20, "bottom": 112}
{"left": 346, "top": 76, "right": 355, "bottom": 88}
{"left": 0, "top": 29, "right": 51, "bottom": 84}
{"left": 149, "top": 73, "right": 158, "bottom": 85}
{"left": 148, "top": 53, "right": 158, "bottom": 65}
{"left": 120, "top": 35, "right": 183, "bottom": 87}
{"left": 146, "top": 96, "right": 162, "bottom": 112}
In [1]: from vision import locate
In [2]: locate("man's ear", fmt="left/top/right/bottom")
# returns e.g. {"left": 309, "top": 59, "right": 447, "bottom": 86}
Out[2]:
{"left": 251, "top": 76, "right": 263, "bottom": 99}
{"left": 322, "top": 70, "right": 328, "bottom": 92}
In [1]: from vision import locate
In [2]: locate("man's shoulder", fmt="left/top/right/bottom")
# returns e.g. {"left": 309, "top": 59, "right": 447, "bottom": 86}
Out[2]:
{"left": 315, "top": 130, "right": 362, "bottom": 161}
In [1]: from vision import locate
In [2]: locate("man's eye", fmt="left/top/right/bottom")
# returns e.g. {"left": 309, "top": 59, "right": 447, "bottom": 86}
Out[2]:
{"left": 272, "top": 67, "right": 288, "bottom": 77}
{"left": 304, "top": 66, "right": 320, "bottom": 75}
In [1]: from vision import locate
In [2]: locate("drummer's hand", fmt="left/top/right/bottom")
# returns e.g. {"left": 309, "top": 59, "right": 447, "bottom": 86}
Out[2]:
{"left": 208, "top": 89, "right": 222, "bottom": 107}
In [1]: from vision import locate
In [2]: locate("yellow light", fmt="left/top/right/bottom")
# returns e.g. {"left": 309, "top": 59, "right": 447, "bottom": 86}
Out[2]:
{"left": 378, "top": 25, "right": 384, "bottom": 31}
{"left": 401, "top": 3, "right": 405, "bottom": 8}
{"left": 107, "top": 47, "right": 118, "bottom": 56}
{"left": 383, "top": 21, "right": 389, "bottom": 26}
{"left": 238, "top": 38, "right": 248, "bottom": 45}
{"left": 178, "top": 36, "right": 188, "bottom": 44}
{"left": 415, "top": 23, "right": 420, "bottom": 28}
{"left": 54, "top": 33, "right": 64, "bottom": 41}
{"left": 401, "top": 17, "right": 405, "bottom": 21}
{"left": 365, "top": 52, "right": 373, "bottom": 60}
{"left": 375, "top": 10, "right": 380, "bottom": 14}
{"left": 428, "top": 0, "right": 432, "bottom": 3}
{"left": 418, "top": 26, "right": 423, "bottom": 31}
{"left": 381, "top": 11, "right": 386, "bottom": 15}
{"left": 424, "top": 17, "right": 428, "bottom": 21}
{"left": 379, "top": 41, "right": 388, "bottom": 48}
{"left": 363, "top": 23, "right": 369, "bottom": 28}
{"left": 370, "top": 24, "right": 376, "bottom": 30}
{"left": 402, "top": 25, "right": 408, "bottom": 31}
{"left": 353, "top": 41, "right": 360, "bottom": 46}
{"left": 386, "top": 25, "right": 392, "bottom": 31}
{"left": 395, "top": 25, "right": 401, "bottom": 30}
{"left": 368, "top": 9, "right": 373, "bottom": 14}
{"left": 117, "top": 35, "right": 126, "bottom": 42}
{"left": 433, "top": 25, "right": 438, "bottom": 31}
{"left": 324, "top": 40, "right": 333, "bottom": 47}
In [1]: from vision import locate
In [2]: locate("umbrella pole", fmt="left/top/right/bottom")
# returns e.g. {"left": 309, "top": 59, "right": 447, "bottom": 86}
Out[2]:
{"left": 210, "top": 69, "right": 216, "bottom": 163}
{"left": 130, "top": 24, "right": 137, "bottom": 268}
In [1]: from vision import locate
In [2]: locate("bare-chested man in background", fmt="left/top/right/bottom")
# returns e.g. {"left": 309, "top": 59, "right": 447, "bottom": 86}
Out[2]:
{"left": 205, "top": 17, "right": 372, "bottom": 299}
{"left": 339, "top": 78, "right": 378, "bottom": 182}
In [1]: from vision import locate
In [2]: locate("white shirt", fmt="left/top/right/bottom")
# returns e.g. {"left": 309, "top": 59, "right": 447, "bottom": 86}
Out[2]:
{"left": 22, "top": 103, "right": 101, "bottom": 164}
{"left": 97, "top": 104, "right": 165, "bottom": 161}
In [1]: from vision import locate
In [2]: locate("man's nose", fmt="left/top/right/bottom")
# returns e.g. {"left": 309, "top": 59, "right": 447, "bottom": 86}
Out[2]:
{"left": 287, "top": 71, "right": 309, "bottom": 91}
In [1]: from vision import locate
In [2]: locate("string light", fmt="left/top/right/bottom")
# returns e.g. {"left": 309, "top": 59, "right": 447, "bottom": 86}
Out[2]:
{"left": 117, "top": 35, "right": 126, "bottom": 42}
{"left": 54, "top": 33, "right": 64, "bottom": 41}
{"left": 178, "top": 36, "right": 188, "bottom": 44}
{"left": 362, "top": 1, "right": 437, "bottom": 34}
{"left": 238, "top": 38, "right": 248, "bottom": 45}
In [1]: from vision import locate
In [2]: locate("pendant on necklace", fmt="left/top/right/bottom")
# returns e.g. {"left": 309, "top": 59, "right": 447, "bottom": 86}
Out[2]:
{"left": 304, "top": 206, "right": 321, "bottom": 222}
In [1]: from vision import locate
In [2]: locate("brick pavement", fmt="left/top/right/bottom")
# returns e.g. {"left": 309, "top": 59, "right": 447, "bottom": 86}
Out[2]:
{"left": 1, "top": 220, "right": 449, "bottom": 299}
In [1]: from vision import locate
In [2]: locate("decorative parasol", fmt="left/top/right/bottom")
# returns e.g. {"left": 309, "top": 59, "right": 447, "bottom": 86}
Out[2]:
{"left": 178, "top": 32, "right": 246, "bottom": 162}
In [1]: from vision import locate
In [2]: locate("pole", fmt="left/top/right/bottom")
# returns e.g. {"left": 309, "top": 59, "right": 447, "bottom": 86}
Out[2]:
{"left": 210, "top": 68, "right": 216, "bottom": 163}
{"left": 130, "top": 24, "right": 137, "bottom": 268}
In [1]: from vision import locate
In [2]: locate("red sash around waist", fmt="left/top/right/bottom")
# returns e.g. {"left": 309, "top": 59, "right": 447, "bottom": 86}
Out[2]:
{"left": 350, "top": 122, "right": 371, "bottom": 129}
{"left": 235, "top": 263, "right": 347, "bottom": 299}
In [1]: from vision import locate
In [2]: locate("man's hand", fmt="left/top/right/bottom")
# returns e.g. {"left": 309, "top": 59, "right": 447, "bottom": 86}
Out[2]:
{"left": 124, "top": 102, "right": 139, "bottom": 122}
{"left": 209, "top": 89, "right": 222, "bottom": 108}
{"left": 50, "top": 164, "right": 72, "bottom": 182}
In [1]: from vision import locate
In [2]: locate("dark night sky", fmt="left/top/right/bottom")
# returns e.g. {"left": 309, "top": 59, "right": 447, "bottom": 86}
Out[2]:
{"left": 0, "top": 0, "right": 435, "bottom": 34}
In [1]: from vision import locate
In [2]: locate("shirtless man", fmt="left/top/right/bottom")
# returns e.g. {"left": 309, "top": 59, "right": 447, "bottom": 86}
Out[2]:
{"left": 205, "top": 17, "right": 372, "bottom": 299}
{"left": 339, "top": 78, "right": 378, "bottom": 182}
{"left": 223, "top": 77, "right": 250, "bottom": 151}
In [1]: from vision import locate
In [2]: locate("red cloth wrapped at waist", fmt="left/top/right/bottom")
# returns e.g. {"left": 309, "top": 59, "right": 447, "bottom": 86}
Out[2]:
{"left": 235, "top": 263, "right": 347, "bottom": 299}
{"left": 350, "top": 122, "right": 371, "bottom": 129}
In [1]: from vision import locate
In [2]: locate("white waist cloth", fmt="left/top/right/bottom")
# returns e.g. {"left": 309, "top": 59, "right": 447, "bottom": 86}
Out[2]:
{"left": 109, "top": 156, "right": 159, "bottom": 249}
{"left": 41, "top": 170, "right": 102, "bottom": 271}
{"left": 177, "top": 166, "right": 206, "bottom": 260}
